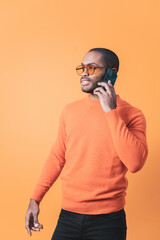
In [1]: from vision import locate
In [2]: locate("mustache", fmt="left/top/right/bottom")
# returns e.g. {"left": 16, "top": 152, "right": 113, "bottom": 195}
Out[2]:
{"left": 80, "top": 77, "right": 91, "bottom": 81}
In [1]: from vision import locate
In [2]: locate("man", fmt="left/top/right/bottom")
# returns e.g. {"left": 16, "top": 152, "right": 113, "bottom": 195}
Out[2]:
{"left": 25, "top": 48, "right": 148, "bottom": 240}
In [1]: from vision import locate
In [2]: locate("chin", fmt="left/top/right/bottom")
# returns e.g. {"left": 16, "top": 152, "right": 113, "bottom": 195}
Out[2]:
{"left": 81, "top": 84, "right": 97, "bottom": 94}
{"left": 81, "top": 87, "right": 94, "bottom": 94}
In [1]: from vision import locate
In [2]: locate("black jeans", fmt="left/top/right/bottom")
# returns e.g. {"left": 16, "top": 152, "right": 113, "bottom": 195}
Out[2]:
{"left": 51, "top": 208, "right": 127, "bottom": 240}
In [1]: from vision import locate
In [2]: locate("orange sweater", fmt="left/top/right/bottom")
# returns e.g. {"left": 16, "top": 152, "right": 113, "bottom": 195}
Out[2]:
{"left": 31, "top": 94, "right": 148, "bottom": 214}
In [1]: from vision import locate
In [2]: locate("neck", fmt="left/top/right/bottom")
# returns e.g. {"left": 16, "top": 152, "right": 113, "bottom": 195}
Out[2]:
{"left": 88, "top": 93, "right": 100, "bottom": 100}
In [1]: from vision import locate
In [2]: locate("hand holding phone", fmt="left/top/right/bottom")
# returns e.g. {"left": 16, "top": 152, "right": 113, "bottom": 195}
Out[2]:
{"left": 100, "top": 67, "right": 117, "bottom": 91}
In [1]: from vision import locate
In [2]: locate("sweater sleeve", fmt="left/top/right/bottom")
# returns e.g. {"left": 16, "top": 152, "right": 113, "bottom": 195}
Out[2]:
{"left": 30, "top": 106, "right": 67, "bottom": 203}
{"left": 104, "top": 108, "right": 148, "bottom": 173}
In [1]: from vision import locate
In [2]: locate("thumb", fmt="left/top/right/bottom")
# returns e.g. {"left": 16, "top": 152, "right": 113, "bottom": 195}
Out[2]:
{"left": 33, "top": 214, "right": 39, "bottom": 227}
{"left": 108, "top": 80, "right": 113, "bottom": 86}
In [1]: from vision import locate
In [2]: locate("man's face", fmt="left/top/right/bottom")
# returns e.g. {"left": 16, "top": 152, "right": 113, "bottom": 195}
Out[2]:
{"left": 80, "top": 51, "right": 106, "bottom": 94}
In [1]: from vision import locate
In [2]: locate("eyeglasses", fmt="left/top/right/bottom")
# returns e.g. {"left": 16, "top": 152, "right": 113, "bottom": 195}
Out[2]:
{"left": 76, "top": 64, "right": 106, "bottom": 76}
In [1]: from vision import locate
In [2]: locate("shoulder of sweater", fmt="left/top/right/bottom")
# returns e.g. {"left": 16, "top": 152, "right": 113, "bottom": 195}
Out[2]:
{"left": 118, "top": 96, "right": 144, "bottom": 115}
{"left": 117, "top": 96, "right": 146, "bottom": 127}
{"left": 60, "top": 97, "right": 86, "bottom": 119}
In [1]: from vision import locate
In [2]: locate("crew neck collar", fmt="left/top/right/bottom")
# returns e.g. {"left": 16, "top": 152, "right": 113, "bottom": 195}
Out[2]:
{"left": 85, "top": 94, "right": 120, "bottom": 106}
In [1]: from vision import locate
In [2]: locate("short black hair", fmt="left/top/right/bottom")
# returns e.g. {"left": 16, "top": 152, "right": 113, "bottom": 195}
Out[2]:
{"left": 88, "top": 48, "right": 119, "bottom": 72}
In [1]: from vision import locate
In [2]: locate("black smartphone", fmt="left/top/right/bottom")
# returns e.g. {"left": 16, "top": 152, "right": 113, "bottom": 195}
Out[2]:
{"left": 100, "top": 67, "right": 117, "bottom": 91}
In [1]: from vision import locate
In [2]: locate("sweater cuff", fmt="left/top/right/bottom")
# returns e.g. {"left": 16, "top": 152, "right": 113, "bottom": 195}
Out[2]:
{"left": 103, "top": 108, "right": 120, "bottom": 123}
{"left": 103, "top": 108, "right": 126, "bottom": 128}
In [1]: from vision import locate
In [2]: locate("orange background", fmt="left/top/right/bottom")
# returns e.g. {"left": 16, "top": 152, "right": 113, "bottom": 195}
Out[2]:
{"left": 0, "top": 0, "right": 159, "bottom": 239}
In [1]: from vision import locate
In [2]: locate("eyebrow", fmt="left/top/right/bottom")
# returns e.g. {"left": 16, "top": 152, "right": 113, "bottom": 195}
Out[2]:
{"left": 81, "top": 62, "right": 97, "bottom": 66}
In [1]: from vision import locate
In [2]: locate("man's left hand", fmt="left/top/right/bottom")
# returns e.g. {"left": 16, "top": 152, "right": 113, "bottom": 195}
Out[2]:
{"left": 93, "top": 80, "right": 117, "bottom": 113}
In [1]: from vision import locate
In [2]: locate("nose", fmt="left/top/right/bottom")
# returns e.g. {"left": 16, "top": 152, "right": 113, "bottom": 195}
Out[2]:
{"left": 81, "top": 66, "right": 89, "bottom": 77}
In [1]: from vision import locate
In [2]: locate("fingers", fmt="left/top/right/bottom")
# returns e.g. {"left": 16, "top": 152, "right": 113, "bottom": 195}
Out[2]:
{"left": 36, "top": 223, "right": 43, "bottom": 229}
{"left": 26, "top": 226, "right": 32, "bottom": 236}
{"left": 97, "top": 80, "right": 114, "bottom": 94}
{"left": 25, "top": 212, "right": 43, "bottom": 236}
{"left": 32, "top": 213, "right": 43, "bottom": 230}
{"left": 93, "top": 90, "right": 101, "bottom": 97}
{"left": 30, "top": 226, "right": 40, "bottom": 231}
{"left": 94, "top": 87, "right": 106, "bottom": 95}
{"left": 39, "top": 224, "right": 43, "bottom": 229}
{"left": 25, "top": 213, "right": 32, "bottom": 236}
{"left": 33, "top": 213, "right": 39, "bottom": 227}
{"left": 93, "top": 89, "right": 104, "bottom": 99}
{"left": 25, "top": 221, "right": 43, "bottom": 236}
{"left": 32, "top": 222, "right": 43, "bottom": 229}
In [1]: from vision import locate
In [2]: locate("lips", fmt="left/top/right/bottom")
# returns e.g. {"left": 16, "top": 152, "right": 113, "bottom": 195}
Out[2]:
{"left": 81, "top": 79, "right": 90, "bottom": 86}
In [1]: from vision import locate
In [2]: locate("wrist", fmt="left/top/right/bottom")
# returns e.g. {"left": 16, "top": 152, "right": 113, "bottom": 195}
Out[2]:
{"left": 30, "top": 198, "right": 40, "bottom": 205}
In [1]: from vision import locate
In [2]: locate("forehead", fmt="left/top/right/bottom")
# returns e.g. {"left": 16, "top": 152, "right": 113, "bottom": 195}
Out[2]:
{"left": 82, "top": 51, "right": 104, "bottom": 65}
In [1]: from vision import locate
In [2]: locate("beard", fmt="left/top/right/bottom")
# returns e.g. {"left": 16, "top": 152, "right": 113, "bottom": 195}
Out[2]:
{"left": 81, "top": 81, "right": 99, "bottom": 93}
{"left": 81, "top": 74, "right": 105, "bottom": 94}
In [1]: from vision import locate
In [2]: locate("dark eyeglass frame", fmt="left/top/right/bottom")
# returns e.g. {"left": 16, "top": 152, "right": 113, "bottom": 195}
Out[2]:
{"left": 76, "top": 64, "right": 107, "bottom": 76}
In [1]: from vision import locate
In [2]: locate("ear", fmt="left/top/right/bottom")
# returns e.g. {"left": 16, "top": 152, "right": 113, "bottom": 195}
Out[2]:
{"left": 111, "top": 67, "right": 118, "bottom": 73}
